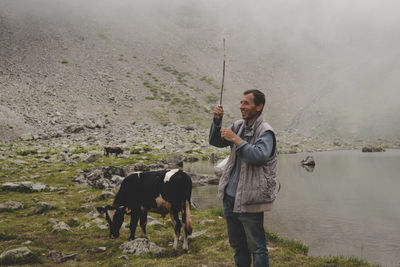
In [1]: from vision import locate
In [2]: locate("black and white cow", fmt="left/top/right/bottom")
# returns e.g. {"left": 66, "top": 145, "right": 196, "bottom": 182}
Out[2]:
{"left": 97, "top": 169, "right": 193, "bottom": 251}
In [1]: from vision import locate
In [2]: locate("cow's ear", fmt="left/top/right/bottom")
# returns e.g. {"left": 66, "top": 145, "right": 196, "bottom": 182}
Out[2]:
{"left": 97, "top": 207, "right": 106, "bottom": 214}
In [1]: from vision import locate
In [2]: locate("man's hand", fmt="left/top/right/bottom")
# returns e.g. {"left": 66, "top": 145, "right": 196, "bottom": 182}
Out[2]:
{"left": 213, "top": 105, "right": 224, "bottom": 123}
{"left": 221, "top": 128, "right": 242, "bottom": 146}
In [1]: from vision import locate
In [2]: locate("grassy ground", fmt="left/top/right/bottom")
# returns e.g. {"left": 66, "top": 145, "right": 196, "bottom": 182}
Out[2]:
{"left": 0, "top": 143, "right": 379, "bottom": 266}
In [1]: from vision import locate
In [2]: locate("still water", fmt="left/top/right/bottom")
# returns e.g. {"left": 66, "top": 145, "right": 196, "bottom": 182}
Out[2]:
{"left": 184, "top": 150, "right": 400, "bottom": 267}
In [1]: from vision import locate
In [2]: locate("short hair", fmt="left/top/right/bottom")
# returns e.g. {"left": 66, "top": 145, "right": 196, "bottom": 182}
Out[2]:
{"left": 243, "top": 89, "right": 265, "bottom": 111}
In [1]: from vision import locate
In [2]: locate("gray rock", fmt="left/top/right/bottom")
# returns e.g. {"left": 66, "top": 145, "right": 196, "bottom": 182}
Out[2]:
{"left": 92, "top": 218, "right": 104, "bottom": 224}
{"left": 2, "top": 181, "right": 46, "bottom": 192}
{"left": 47, "top": 250, "right": 77, "bottom": 263}
{"left": 147, "top": 216, "right": 164, "bottom": 227}
{"left": 80, "top": 222, "right": 91, "bottom": 229}
{"left": 48, "top": 218, "right": 58, "bottom": 224}
{"left": 65, "top": 123, "right": 84, "bottom": 134}
{"left": 0, "top": 201, "right": 23, "bottom": 212}
{"left": 97, "top": 224, "right": 108, "bottom": 230}
{"left": 190, "top": 174, "right": 219, "bottom": 186}
{"left": 0, "top": 247, "right": 34, "bottom": 262}
{"left": 189, "top": 230, "right": 207, "bottom": 239}
{"left": 98, "top": 191, "right": 115, "bottom": 200}
{"left": 200, "top": 219, "right": 216, "bottom": 225}
{"left": 10, "top": 159, "right": 29, "bottom": 165}
{"left": 65, "top": 159, "right": 78, "bottom": 166}
{"left": 84, "top": 120, "right": 96, "bottom": 129}
{"left": 85, "top": 210, "right": 100, "bottom": 219}
{"left": 34, "top": 202, "right": 54, "bottom": 214}
{"left": 80, "top": 204, "right": 95, "bottom": 210}
{"left": 31, "top": 182, "right": 46, "bottom": 191}
{"left": 95, "top": 119, "right": 105, "bottom": 128}
{"left": 120, "top": 238, "right": 166, "bottom": 256}
{"left": 362, "top": 146, "right": 385, "bottom": 152}
{"left": 111, "top": 175, "right": 124, "bottom": 185}
{"left": 83, "top": 153, "right": 101, "bottom": 163}
{"left": 52, "top": 222, "right": 72, "bottom": 232}
{"left": 70, "top": 154, "right": 81, "bottom": 160}
{"left": 86, "top": 247, "right": 107, "bottom": 254}
{"left": 300, "top": 155, "right": 315, "bottom": 166}
{"left": 20, "top": 133, "right": 34, "bottom": 141}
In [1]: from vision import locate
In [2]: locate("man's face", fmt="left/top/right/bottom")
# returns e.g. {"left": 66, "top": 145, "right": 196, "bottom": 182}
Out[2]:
{"left": 240, "top": 93, "right": 263, "bottom": 123}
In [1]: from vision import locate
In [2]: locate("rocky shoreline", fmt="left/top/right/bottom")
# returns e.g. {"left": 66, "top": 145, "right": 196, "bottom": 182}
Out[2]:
{"left": 1, "top": 126, "right": 399, "bottom": 190}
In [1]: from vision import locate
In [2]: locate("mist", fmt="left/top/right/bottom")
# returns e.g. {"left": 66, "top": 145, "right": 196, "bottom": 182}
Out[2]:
{"left": 1, "top": 0, "right": 400, "bottom": 139}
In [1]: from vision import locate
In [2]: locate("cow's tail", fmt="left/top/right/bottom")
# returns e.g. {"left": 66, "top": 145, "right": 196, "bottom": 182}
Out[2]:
{"left": 184, "top": 199, "right": 193, "bottom": 235}
{"left": 182, "top": 171, "right": 192, "bottom": 236}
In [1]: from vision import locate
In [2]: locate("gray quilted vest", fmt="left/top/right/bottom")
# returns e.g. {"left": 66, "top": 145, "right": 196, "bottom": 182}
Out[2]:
{"left": 217, "top": 115, "right": 278, "bottom": 213}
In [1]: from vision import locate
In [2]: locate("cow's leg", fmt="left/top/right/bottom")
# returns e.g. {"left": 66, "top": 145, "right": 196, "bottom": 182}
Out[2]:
{"left": 182, "top": 203, "right": 189, "bottom": 251}
{"left": 170, "top": 207, "right": 182, "bottom": 251}
{"left": 129, "top": 212, "right": 140, "bottom": 240}
{"left": 139, "top": 211, "right": 148, "bottom": 239}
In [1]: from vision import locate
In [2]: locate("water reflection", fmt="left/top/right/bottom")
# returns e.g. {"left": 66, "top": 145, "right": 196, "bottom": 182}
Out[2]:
{"left": 185, "top": 150, "right": 400, "bottom": 267}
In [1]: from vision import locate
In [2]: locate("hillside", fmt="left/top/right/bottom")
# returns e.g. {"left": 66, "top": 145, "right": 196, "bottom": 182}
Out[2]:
{"left": 1, "top": 0, "right": 400, "bottom": 142}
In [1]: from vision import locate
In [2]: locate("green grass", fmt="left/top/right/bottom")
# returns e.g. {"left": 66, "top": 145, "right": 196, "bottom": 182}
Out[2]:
{"left": 160, "top": 65, "right": 192, "bottom": 87}
{"left": 205, "top": 94, "right": 218, "bottom": 104}
{"left": 0, "top": 142, "right": 380, "bottom": 267}
{"left": 200, "top": 76, "right": 220, "bottom": 90}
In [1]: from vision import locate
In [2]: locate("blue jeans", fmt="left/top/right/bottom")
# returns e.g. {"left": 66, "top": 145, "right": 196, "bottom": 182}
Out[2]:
{"left": 223, "top": 194, "right": 270, "bottom": 267}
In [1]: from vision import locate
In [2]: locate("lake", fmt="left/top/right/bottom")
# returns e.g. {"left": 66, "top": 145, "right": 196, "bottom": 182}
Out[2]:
{"left": 184, "top": 150, "right": 400, "bottom": 267}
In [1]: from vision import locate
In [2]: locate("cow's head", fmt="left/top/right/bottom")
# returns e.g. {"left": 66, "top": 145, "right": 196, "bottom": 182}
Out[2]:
{"left": 97, "top": 205, "right": 126, "bottom": 238}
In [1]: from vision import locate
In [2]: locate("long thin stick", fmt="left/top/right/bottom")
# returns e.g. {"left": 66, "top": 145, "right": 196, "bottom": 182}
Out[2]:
{"left": 219, "top": 38, "right": 226, "bottom": 106}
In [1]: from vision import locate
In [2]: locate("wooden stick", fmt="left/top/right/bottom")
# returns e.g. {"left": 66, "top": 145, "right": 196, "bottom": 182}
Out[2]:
{"left": 219, "top": 38, "right": 226, "bottom": 106}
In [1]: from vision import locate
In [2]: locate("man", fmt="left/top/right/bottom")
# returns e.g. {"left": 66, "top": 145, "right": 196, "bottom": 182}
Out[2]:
{"left": 209, "top": 89, "right": 277, "bottom": 267}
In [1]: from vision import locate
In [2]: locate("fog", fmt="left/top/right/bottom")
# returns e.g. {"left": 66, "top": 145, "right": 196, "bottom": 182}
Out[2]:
{"left": 1, "top": 0, "right": 400, "bottom": 139}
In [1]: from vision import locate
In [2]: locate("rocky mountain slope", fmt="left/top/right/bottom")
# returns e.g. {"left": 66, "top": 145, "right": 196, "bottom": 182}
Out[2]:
{"left": 1, "top": 0, "right": 400, "bottom": 143}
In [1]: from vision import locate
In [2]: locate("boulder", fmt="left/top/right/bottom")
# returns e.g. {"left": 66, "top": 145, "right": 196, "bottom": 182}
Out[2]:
{"left": 147, "top": 216, "right": 164, "bottom": 227}
{"left": 119, "top": 238, "right": 166, "bottom": 256}
{"left": 83, "top": 153, "right": 101, "bottom": 163}
{"left": 86, "top": 247, "right": 107, "bottom": 254}
{"left": 84, "top": 120, "right": 96, "bottom": 129}
{"left": 362, "top": 146, "right": 385, "bottom": 152}
{"left": 190, "top": 173, "right": 219, "bottom": 186}
{"left": 95, "top": 119, "right": 105, "bottom": 128}
{"left": 97, "top": 191, "right": 115, "bottom": 200}
{"left": 200, "top": 219, "right": 216, "bottom": 225}
{"left": 300, "top": 155, "right": 315, "bottom": 166}
{"left": 51, "top": 221, "right": 72, "bottom": 232}
{"left": 2, "top": 182, "right": 46, "bottom": 192}
{"left": 34, "top": 202, "right": 54, "bottom": 214}
{"left": 65, "top": 123, "right": 84, "bottom": 134}
{"left": 85, "top": 210, "right": 100, "bottom": 219}
{"left": 189, "top": 230, "right": 207, "bottom": 239}
{"left": 65, "top": 159, "right": 78, "bottom": 166}
{"left": 0, "top": 247, "right": 39, "bottom": 265}
{"left": 0, "top": 201, "right": 23, "bottom": 212}
{"left": 20, "top": 133, "right": 34, "bottom": 141}
{"left": 47, "top": 250, "right": 77, "bottom": 263}
{"left": 80, "top": 222, "right": 91, "bottom": 229}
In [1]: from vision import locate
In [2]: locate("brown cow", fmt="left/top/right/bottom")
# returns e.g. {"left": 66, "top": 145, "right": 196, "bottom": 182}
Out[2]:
{"left": 104, "top": 146, "right": 123, "bottom": 157}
